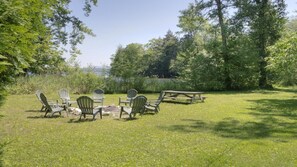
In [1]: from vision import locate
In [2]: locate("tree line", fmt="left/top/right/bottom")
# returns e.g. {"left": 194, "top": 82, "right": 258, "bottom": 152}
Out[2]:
{"left": 0, "top": 0, "right": 297, "bottom": 105}
{"left": 110, "top": 0, "right": 296, "bottom": 90}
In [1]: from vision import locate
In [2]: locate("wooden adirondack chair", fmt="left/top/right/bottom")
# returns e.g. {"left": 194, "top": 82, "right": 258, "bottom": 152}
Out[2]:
{"left": 35, "top": 90, "right": 56, "bottom": 112}
{"left": 119, "top": 95, "right": 147, "bottom": 119}
{"left": 58, "top": 88, "right": 76, "bottom": 109}
{"left": 92, "top": 89, "right": 104, "bottom": 106}
{"left": 145, "top": 91, "right": 164, "bottom": 113}
{"left": 40, "top": 93, "right": 64, "bottom": 117}
{"left": 76, "top": 96, "right": 102, "bottom": 121}
{"left": 119, "top": 89, "right": 138, "bottom": 106}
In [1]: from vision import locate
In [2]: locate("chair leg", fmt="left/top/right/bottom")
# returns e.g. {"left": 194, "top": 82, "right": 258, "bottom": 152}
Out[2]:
{"left": 79, "top": 114, "right": 82, "bottom": 121}
{"left": 44, "top": 109, "right": 49, "bottom": 117}
{"left": 119, "top": 108, "right": 123, "bottom": 118}
{"left": 100, "top": 108, "right": 102, "bottom": 119}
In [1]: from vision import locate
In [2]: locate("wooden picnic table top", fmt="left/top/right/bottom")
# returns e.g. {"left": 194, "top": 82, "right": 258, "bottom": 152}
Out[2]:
{"left": 163, "top": 90, "right": 204, "bottom": 95}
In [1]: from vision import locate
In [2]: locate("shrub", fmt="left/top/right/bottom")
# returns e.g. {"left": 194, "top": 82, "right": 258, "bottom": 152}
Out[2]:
{"left": 7, "top": 72, "right": 105, "bottom": 95}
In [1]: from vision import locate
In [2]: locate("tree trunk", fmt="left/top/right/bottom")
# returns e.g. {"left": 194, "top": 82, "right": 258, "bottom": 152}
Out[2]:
{"left": 215, "top": 0, "right": 232, "bottom": 90}
{"left": 257, "top": 0, "right": 272, "bottom": 88}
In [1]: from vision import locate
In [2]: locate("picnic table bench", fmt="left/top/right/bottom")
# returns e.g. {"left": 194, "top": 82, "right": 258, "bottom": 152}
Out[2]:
{"left": 162, "top": 90, "right": 205, "bottom": 104}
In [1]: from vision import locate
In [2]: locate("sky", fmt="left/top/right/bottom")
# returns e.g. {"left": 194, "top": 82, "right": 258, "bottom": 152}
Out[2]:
{"left": 66, "top": 0, "right": 297, "bottom": 67}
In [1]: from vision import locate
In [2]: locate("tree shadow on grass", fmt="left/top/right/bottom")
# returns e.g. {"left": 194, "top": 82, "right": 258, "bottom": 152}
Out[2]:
{"left": 273, "top": 87, "right": 297, "bottom": 94}
{"left": 24, "top": 110, "right": 41, "bottom": 113}
{"left": 247, "top": 99, "right": 297, "bottom": 119}
{"left": 67, "top": 118, "right": 101, "bottom": 123}
{"left": 161, "top": 100, "right": 191, "bottom": 105}
{"left": 159, "top": 99, "right": 297, "bottom": 140}
{"left": 116, "top": 117, "right": 139, "bottom": 122}
{"left": 206, "top": 89, "right": 280, "bottom": 95}
{"left": 27, "top": 115, "right": 65, "bottom": 119}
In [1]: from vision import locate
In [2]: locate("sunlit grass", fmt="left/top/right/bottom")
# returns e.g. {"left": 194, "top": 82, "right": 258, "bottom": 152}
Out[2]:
{"left": 1, "top": 89, "right": 297, "bottom": 166}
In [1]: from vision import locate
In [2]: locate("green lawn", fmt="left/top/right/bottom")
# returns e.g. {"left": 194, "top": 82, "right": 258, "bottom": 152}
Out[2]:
{"left": 1, "top": 89, "right": 297, "bottom": 166}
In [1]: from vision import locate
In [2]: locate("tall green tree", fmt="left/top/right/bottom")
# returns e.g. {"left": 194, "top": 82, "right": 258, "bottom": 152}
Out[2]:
{"left": 234, "top": 0, "right": 286, "bottom": 88}
{"left": 110, "top": 43, "right": 146, "bottom": 91}
{"left": 0, "top": 0, "right": 97, "bottom": 106}
{"left": 176, "top": 0, "right": 235, "bottom": 89}
{"left": 267, "top": 16, "right": 297, "bottom": 85}
{"left": 110, "top": 43, "right": 145, "bottom": 79}
{"left": 144, "top": 30, "right": 179, "bottom": 78}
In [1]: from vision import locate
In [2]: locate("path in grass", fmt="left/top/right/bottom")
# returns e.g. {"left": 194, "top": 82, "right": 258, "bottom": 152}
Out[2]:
{"left": 0, "top": 89, "right": 297, "bottom": 166}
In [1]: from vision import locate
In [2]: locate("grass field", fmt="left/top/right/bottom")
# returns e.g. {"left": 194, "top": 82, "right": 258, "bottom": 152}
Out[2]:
{"left": 1, "top": 88, "right": 297, "bottom": 166}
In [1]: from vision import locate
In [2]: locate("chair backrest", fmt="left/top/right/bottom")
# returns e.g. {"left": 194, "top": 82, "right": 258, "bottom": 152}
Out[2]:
{"left": 93, "top": 89, "right": 104, "bottom": 100}
{"left": 131, "top": 95, "right": 147, "bottom": 114}
{"left": 77, "top": 96, "right": 94, "bottom": 114}
{"left": 35, "top": 90, "right": 43, "bottom": 103}
{"left": 155, "top": 91, "right": 165, "bottom": 105}
{"left": 127, "top": 89, "right": 138, "bottom": 99}
{"left": 39, "top": 93, "right": 52, "bottom": 112}
{"left": 59, "top": 89, "right": 70, "bottom": 103}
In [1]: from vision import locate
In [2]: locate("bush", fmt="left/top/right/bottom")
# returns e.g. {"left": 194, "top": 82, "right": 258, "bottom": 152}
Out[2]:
{"left": 143, "top": 78, "right": 187, "bottom": 92}
{"left": 7, "top": 71, "right": 105, "bottom": 95}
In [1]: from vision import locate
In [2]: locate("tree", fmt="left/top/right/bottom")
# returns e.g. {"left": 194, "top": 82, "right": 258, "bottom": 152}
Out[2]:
{"left": 110, "top": 43, "right": 145, "bottom": 79}
{"left": 267, "top": 16, "right": 297, "bottom": 85}
{"left": 0, "top": 0, "right": 97, "bottom": 106}
{"left": 0, "top": 0, "right": 97, "bottom": 76}
{"left": 176, "top": 0, "right": 236, "bottom": 89}
{"left": 234, "top": 0, "right": 286, "bottom": 88}
{"left": 144, "top": 30, "right": 179, "bottom": 78}
{"left": 110, "top": 43, "right": 146, "bottom": 91}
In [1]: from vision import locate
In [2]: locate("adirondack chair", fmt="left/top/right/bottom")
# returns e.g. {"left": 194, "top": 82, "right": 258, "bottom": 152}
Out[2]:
{"left": 119, "top": 95, "right": 147, "bottom": 119}
{"left": 119, "top": 89, "right": 138, "bottom": 106}
{"left": 76, "top": 96, "right": 102, "bottom": 121}
{"left": 58, "top": 89, "right": 76, "bottom": 109}
{"left": 92, "top": 89, "right": 104, "bottom": 106}
{"left": 145, "top": 91, "right": 164, "bottom": 113}
{"left": 35, "top": 90, "right": 55, "bottom": 112}
{"left": 40, "top": 93, "right": 64, "bottom": 117}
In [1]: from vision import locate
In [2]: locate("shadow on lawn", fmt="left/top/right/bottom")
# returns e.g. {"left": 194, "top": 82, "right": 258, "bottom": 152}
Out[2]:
{"left": 161, "top": 100, "right": 191, "bottom": 105}
{"left": 27, "top": 115, "right": 65, "bottom": 119}
{"left": 160, "top": 99, "right": 297, "bottom": 140}
{"left": 67, "top": 118, "right": 99, "bottom": 123}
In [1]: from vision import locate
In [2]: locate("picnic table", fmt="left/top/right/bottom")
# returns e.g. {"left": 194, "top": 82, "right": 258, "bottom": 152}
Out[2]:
{"left": 162, "top": 90, "right": 205, "bottom": 104}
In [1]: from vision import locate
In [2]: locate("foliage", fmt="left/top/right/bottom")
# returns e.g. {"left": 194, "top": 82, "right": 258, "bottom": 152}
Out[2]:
{"left": 286, "top": 16, "right": 297, "bottom": 32}
{"left": 267, "top": 32, "right": 297, "bottom": 85}
{"left": 65, "top": 66, "right": 105, "bottom": 94}
{"left": 110, "top": 43, "right": 146, "bottom": 80}
{"left": 104, "top": 77, "right": 147, "bottom": 93}
{"left": 234, "top": 0, "right": 286, "bottom": 88}
{"left": 0, "top": 0, "right": 97, "bottom": 107}
{"left": 143, "top": 78, "right": 186, "bottom": 93}
{"left": 7, "top": 68, "right": 105, "bottom": 95}
{"left": 0, "top": 0, "right": 46, "bottom": 76}
{"left": 144, "top": 30, "right": 179, "bottom": 78}
{"left": 170, "top": 0, "right": 287, "bottom": 90}
{"left": 2, "top": 89, "right": 297, "bottom": 166}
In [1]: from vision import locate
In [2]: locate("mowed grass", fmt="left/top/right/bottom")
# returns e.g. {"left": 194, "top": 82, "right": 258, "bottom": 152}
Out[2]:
{"left": 1, "top": 89, "right": 297, "bottom": 166}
